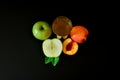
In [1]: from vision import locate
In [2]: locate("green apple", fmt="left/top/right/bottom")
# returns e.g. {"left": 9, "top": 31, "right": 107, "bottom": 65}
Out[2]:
{"left": 42, "top": 38, "right": 62, "bottom": 57}
{"left": 32, "top": 21, "right": 52, "bottom": 40}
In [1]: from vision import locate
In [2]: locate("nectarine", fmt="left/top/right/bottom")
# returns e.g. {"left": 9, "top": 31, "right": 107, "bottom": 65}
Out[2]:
{"left": 70, "top": 26, "right": 89, "bottom": 44}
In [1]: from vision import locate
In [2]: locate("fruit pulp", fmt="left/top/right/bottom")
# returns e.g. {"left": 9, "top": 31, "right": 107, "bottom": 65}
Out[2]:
{"left": 66, "top": 41, "right": 73, "bottom": 51}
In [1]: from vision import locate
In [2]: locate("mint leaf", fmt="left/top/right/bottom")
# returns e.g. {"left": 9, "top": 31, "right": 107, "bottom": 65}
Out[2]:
{"left": 52, "top": 57, "right": 59, "bottom": 66}
{"left": 45, "top": 57, "right": 53, "bottom": 64}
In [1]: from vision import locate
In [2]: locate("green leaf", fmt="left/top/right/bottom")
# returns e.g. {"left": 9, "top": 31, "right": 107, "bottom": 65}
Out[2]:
{"left": 45, "top": 57, "right": 53, "bottom": 64}
{"left": 52, "top": 57, "right": 59, "bottom": 66}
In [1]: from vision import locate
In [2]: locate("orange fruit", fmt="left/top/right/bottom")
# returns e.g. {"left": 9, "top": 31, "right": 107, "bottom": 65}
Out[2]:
{"left": 63, "top": 38, "right": 78, "bottom": 55}
{"left": 70, "top": 26, "right": 89, "bottom": 44}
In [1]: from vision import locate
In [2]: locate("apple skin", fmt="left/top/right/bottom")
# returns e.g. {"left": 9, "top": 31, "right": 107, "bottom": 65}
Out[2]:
{"left": 42, "top": 38, "right": 63, "bottom": 57}
{"left": 32, "top": 21, "right": 52, "bottom": 40}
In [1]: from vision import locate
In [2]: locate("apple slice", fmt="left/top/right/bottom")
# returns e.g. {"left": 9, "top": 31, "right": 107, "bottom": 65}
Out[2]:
{"left": 42, "top": 38, "right": 62, "bottom": 57}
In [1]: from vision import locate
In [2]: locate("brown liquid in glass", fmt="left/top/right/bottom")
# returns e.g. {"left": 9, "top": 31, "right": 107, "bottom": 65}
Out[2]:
{"left": 52, "top": 16, "right": 72, "bottom": 36}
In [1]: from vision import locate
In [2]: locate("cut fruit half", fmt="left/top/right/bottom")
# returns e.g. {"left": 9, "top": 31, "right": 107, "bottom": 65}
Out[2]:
{"left": 42, "top": 38, "right": 63, "bottom": 57}
{"left": 63, "top": 38, "right": 78, "bottom": 55}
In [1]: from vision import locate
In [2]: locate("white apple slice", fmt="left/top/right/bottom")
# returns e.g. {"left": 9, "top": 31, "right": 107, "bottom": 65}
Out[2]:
{"left": 42, "top": 38, "right": 62, "bottom": 57}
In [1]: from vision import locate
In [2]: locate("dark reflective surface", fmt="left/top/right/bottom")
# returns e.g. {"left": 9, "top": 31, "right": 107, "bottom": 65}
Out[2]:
{"left": 0, "top": 3, "right": 107, "bottom": 80}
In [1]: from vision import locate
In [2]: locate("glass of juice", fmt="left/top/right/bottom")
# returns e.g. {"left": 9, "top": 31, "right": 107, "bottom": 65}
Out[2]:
{"left": 52, "top": 16, "right": 72, "bottom": 38}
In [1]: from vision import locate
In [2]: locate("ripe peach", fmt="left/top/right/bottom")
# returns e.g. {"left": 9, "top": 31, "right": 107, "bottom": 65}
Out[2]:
{"left": 63, "top": 38, "right": 78, "bottom": 55}
{"left": 70, "top": 26, "right": 89, "bottom": 44}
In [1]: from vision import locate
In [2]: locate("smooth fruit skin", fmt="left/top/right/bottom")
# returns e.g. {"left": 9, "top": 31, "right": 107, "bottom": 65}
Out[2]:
{"left": 32, "top": 21, "right": 52, "bottom": 40}
{"left": 70, "top": 26, "right": 89, "bottom": 44}
{"left": 63, "top": 38, "right": 78, "bottom": 55}
{"left": 42, "top": 38, "right": 63, "bottom": 57}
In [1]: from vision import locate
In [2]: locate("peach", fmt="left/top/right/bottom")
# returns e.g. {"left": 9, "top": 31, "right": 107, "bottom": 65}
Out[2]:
{"left": 63, "top": 38, "right": 78, "bottom": 55}
{"left": 70, "top": 26, "right": 89, "bottom": 44}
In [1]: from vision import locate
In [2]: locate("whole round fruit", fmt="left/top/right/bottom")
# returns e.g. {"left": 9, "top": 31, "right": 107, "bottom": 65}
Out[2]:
{"left": 32, "top": 21, "right": 52, "bottom": 40}
{"left": 70, "top": 26, "right": 89, "bottom": 44}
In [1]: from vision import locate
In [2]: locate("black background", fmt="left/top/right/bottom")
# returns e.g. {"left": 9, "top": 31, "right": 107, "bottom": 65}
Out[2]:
{"left": 0, "top": 3, "right": 107, "bottom": 80}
